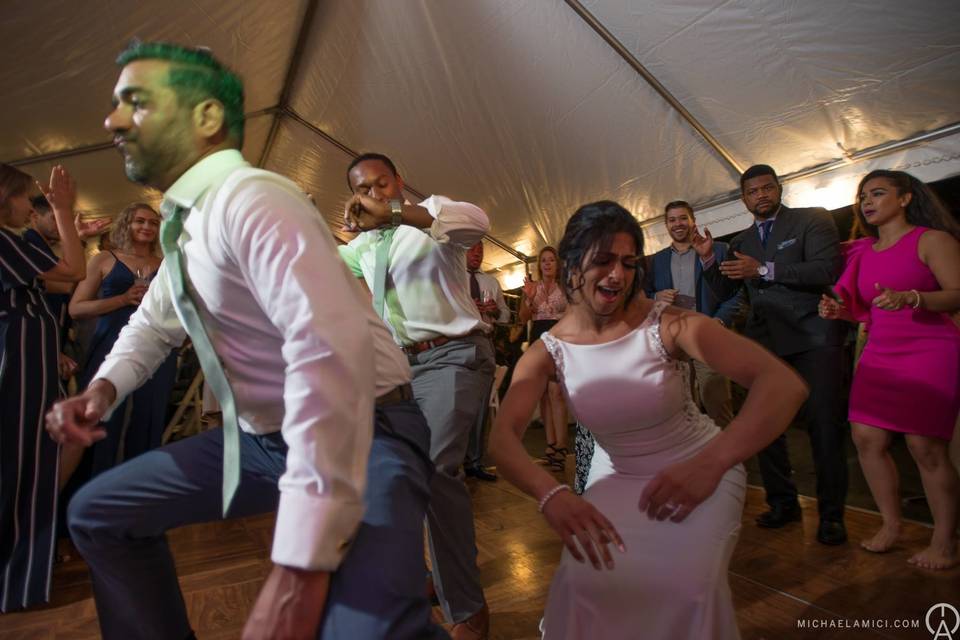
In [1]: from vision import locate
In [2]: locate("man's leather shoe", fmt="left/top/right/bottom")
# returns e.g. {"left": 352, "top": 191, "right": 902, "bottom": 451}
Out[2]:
{"left": 465, "top": 466, "right": 498, "bottom": 482}
{"left": 755, "top": 504, "right": 802, "bottom": 528}
{"left": 451, "top": 604, "right": 489, "bottom": 640}
{"left": 816, "top": 520, "right": 847, "bottom": 546}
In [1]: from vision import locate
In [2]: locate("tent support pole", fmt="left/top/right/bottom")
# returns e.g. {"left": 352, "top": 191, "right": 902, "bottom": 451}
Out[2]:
{"left": 564, "top": 0, "right": 744, "bottom": 176}
{"left": 4, "top": 108, "right": 279, "bottom": 168}
{"left": 282, "top": 110, "right": 528, "bottom": 264}
{"left": 640, "top": 119, "right": 960, "bottom": 227}
{"left": 258, "top": 0, "right": 321, "bottom": 168}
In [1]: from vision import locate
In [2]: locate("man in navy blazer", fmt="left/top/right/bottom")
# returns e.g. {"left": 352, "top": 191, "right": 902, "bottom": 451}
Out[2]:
{"left": 645, "top": 200, "right": 742, "bottom": 426}
{"left": 698, "top": 164, "right": 849, "bottom": 546}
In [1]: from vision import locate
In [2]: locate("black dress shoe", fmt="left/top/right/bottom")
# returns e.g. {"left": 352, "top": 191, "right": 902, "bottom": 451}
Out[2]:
{"left": 816, "top": 520, "right": 847, "bottom": 545}
{"left": 465, "top": 466, "right": 498, "bottom": 482}
{"left": 755, "top": 504, "right": 802, "bottom": 528}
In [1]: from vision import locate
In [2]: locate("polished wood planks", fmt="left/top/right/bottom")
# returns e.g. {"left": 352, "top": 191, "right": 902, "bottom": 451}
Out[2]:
{"left": 1, "top": 481, "right": 955, "bottom": 639}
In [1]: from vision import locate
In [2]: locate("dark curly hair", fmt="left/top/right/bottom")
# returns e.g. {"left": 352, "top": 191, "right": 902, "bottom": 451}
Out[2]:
{"left": 852, "top": 169, "right": 960, "bottom": 241}
{"left": 557, "top": 200, "right": 645, "bottom": 304}
{"left": 110, "top": 202, "right": 161, "bottom": 256}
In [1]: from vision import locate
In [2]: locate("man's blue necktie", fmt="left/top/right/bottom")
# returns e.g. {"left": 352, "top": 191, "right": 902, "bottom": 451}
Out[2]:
{"left": 760, "top": 220, "right": 774, "bottom": 249}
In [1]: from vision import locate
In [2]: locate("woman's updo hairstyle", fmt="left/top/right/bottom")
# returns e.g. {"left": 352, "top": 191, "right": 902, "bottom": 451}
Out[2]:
{"left": 557, "top": 200, "right": 645, "bottom": 304}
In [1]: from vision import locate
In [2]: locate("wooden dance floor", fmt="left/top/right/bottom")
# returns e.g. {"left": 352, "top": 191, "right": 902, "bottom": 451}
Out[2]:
{"left": 2, "top": 478, "right": 956, "bottom": 639}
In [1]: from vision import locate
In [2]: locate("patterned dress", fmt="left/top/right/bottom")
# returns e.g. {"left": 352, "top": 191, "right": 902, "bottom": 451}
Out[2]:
{"left": 0, "top": 227, "right": 61, "bottom": 611}
{"left": 529, "top": 280, "right": 567, "bottom": 343}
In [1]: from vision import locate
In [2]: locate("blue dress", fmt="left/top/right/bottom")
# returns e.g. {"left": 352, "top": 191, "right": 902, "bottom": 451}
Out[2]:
{"left": 0, "top": 228, "right": 60, "bottom": 612}
{"left": 80, "top": 253, "right": 177, "bottom": 477}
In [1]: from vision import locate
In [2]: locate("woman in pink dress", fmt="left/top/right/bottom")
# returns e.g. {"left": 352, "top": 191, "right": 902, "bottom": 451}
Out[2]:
{"left": 491, "top": 201, "right": 807, "bottom": 639}
{"left": 520, "top": 246, "right": 570, "bottom": 471}
{"left": 819, "top": 169, "right": 960, "bottom": 569}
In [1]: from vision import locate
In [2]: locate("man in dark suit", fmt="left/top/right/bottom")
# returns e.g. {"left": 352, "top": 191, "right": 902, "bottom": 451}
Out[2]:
{"left": 645, "top": 200, "right": 742, "bottom": 426}
{"left": 696, "top": 164, "right": 849, "bottom": 545}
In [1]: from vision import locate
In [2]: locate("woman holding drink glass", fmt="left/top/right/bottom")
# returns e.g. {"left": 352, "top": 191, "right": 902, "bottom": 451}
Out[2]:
{"left": 69, "top": 203, "right": 176, "bottom": 477}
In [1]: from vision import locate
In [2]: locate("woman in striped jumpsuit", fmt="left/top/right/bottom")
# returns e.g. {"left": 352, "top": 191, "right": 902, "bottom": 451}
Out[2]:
{"left": 0, "top": 164, "right": 85, "bottom": 611}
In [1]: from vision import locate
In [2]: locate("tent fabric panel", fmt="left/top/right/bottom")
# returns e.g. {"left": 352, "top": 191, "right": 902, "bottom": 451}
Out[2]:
{"left": 285, "top": 0, "right": 736, "bottom": 250}
{"left": 588, "top": 0, "right": 960, "bottom": 176}
{"left": 0, "top": 0, "right": 306, "bottom": 163}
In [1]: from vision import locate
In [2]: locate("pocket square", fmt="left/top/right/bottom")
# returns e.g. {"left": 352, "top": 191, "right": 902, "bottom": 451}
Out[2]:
{"left": 777, "top": 238, "right": 797, "bottom": 250}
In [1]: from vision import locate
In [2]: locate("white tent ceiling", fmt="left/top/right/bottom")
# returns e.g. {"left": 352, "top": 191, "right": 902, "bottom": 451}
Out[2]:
{"left": 4, "top": 0, "right": 959, "bottom": 284}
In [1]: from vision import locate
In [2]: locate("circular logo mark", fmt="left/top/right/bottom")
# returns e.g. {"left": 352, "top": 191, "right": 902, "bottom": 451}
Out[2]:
{"left": 926, "top": 603, "right": 960, "bottom": 639}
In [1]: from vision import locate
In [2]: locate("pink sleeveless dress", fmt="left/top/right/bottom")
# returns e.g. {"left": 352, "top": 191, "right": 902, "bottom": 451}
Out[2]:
{"left": 539, "top": 302, "right": 745, "bottom": 639}
{"left": 835, "top": 227, "right": 960, "bottom": 439}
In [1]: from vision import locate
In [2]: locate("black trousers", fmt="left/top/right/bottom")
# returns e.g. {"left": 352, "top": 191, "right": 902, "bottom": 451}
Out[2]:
{"left": 757, "top": 345, "right": 849, "bottom": 522}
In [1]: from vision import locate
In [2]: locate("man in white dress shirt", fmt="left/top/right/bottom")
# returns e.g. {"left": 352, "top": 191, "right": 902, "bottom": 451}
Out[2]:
{"left": 45, "top": 42, "right": 445, "bottom": 640}
{"left": 338, "top": 154, "right": 495, "bottom": 639}
{"left": 464, "top": 241, "right": 510, "bottom": 481}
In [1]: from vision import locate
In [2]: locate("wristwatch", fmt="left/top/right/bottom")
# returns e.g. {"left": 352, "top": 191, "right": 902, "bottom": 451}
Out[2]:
{"left": 756, "top": 264, "right": 769, "bottom": 278}
{"left": 389, "top": 199, "right": 403, "bottom": 227}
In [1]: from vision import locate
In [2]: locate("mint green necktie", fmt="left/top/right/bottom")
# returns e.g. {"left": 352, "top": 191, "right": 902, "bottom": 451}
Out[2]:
{"left": 372, "top": 227, "right": 396, "bottom": 319}
{"left": 160, "top": 200, "right": 241, "bottom": 515}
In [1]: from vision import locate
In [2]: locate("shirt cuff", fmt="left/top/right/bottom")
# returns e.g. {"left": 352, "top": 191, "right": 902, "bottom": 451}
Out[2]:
{"left": 700, "top": 254, "right": 716, "bottom": 270}
{"left": 763, "top": 261, "right": 775, "bottom": 281}
{"left": 91, "top": 361, "right": 141, "bottom": 419}
{"left": 271, "top": 490, "right": 364, "bottom": 571}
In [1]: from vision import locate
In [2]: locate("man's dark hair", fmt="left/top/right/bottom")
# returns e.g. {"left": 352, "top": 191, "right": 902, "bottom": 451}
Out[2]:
{"left": 664, "top": 200, "right": 694, "bottom": 219}
{"left": 30, "top": 194, "right": 52, "bottom": 214}
{"left": 117, "top": 40, "right": 245, "bottom": 148}
{"left": 345, "top": 153, "right": 399, "bottom": 189}
{"left": 740, "top": 164, "right": 779, "bottom": 191}
{"left": 557, "top": 200, "right": 645, "bottom": 305}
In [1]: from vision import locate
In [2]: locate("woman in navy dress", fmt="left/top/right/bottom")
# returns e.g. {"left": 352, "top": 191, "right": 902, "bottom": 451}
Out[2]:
{"left": 70, "top": 203, "right": 175, "bottom": 477}
{"left": 0, "top": 164, "right": 86, "bottom": 611}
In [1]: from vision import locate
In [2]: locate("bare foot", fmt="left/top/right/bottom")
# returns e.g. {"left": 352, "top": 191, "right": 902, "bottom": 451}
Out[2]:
{"left": 907, "top": 541, "right": 959, "bottom": 570}
{"left": 860, "top": 524, "right": 901, "bottom": 553}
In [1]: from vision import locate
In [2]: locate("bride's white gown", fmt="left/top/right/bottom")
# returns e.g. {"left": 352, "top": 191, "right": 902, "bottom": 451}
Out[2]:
{"left": 539, "top": 302, "right": 745, "bottom": 639}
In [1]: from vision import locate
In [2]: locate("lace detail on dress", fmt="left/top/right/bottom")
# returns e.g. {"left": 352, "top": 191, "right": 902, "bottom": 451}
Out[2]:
{"left": 646, "top": 301, "right": 672, "bottom": 362}
{"left": 540, "top": 332, "right": 565, "bottom": 386}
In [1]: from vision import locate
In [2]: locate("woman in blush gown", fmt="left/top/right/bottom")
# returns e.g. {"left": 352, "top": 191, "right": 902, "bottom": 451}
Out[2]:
{"left": 819, "top": 170, "right": 960, "bottom": 569}
{"left": 490, "top": 201, "right": 807, "bottom": 639}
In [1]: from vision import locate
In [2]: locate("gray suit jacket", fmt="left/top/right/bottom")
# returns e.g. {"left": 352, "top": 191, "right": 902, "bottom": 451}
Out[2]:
{"left": 702, "top": 205, "right": 845, "bottom": 356}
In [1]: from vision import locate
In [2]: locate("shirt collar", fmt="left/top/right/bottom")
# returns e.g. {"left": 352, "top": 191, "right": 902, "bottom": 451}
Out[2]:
{"left": 754, "top": 204, "right": 782, "bottom": 227}
{"left": 162, "top": 149, "right": 249, "bottom": 215}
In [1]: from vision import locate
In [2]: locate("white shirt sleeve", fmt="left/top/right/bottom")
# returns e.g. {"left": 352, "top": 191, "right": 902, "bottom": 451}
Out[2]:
{"left": 420, "top": 195, "right": 490, "bottom": 249}
{"left": 92, "top": 262, "right": 186, "bottom": 414}
{"left": 223, "top": 179, "right": 374, "bottom": 571}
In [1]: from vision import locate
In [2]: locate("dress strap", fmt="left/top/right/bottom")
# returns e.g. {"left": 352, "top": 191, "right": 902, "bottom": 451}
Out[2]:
{"left": 645, "top": 301, "right": 672, "bottom": 361}
{"left": 645, "top": 300, "right": 670, "bottom": 324}
{"left": 540, "top": 332, "right": 565, "bottom": 385}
